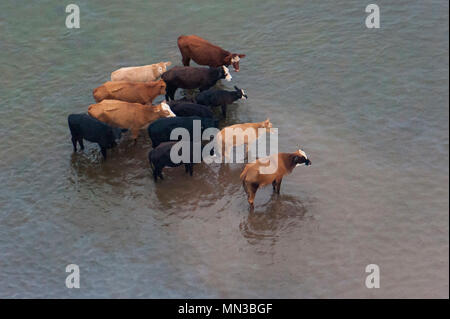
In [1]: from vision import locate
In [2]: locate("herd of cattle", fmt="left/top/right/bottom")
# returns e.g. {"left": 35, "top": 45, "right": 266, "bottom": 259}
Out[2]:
{"left": 68, "top": 35, "right": 311, "bottom": 206}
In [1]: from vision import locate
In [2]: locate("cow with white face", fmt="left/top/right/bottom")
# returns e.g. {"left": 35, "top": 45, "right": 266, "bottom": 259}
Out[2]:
{"left": 178, "top": 35, "right": 246, "bottom": 72}
{"left": 240, "top": 149, "right": 311, "bottom": 206}
{"left": 195, "top": 85, "right": 248, "bottom": 117}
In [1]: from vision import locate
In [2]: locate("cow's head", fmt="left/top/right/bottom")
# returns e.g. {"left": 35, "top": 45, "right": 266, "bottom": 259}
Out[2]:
{"left": 225, "top": 53, "right": 246, "bottom": 72}
{"left": 157, "top": 61, "right": 172, "bottom": 76}
{"left": 262, "top": 118, "right": 275, "bottom": 134}
{"left": 220, "top": 66, "right": 232, "bottom": 82}
{"left": 234, "top": 86, "right": 247, "bottom": 100}
{"left": 294, "top": 148, "right": 311, "bottom": 166}
{"left": 159, "top": 101, "right": 176, "bottom": 117}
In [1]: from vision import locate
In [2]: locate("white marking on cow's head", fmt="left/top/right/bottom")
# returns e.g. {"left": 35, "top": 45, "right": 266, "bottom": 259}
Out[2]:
{"left": 161, "top": 102, "right": 176, "bottom": 117}
{"left": 298, "top": 149, "right": 307, "bottom": 159}
{"left": 222, "top": 66, "right": 232, "bottom": 82}
{"left": 158, "top": 66, "right": 163, "bottom": 74}
{"left": 240, "top": 89, "right": 247, "bottom": 99}
{"left": 231, "top": 56, "right": 240, "bottom": 63}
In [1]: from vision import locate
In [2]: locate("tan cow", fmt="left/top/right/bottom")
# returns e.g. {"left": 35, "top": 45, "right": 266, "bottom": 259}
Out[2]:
{"left": 216, "top": 119, "right": 274, "bottom": 161}
{"left": 93, "top": 79, "right": 166, "bottom": 105}
{"left": 111, "top": 62, "right": 172, "bottom": 82}
{"left": 88, "top": 99, "right": 175, "bottom": 141}
{"left": 240, "top": 149, "right": 311, "bottom": 206}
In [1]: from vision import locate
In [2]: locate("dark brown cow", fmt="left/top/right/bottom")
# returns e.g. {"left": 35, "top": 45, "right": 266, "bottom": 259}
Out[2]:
{"left": 177, "top": 35, "right": 246, "bottom": 72}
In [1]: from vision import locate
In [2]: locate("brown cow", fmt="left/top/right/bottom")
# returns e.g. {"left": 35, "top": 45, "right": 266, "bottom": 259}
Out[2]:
{"left": 178, "top": 35, "right": 246, "bottom": 72}
{"left": 88, "top": 99, "right": 175, "bottom": 141}
{"left": 93, "top": 80, "right": 166, "bottom": 105}
{"left": 240, "top": 150, "right": 311, "bottom": 206}
{"left": 216, "top": 119, "right": 274, "bottom": 161}
{"left": 111, "top": 61, "right": 172, "bottom": 82}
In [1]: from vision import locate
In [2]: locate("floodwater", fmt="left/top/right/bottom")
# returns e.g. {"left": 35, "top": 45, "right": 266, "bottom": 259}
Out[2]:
{"left": 0, "top": 0, "right": 448, "bottom": 298}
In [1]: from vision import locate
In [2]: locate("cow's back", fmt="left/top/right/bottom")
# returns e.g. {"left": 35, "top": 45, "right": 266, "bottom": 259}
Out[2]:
{"left": 171, "top": 103, "right": 214, "bottom": 118}
{"left": 162, "top": 66, "right": 211, "bottom": 89}
{"left": 88, "top": 100, "right": 144, "bottom": 129}
{"left": 111, "top": 65, "right": 158, "bottom": 82}
{"left": 178, "top": 35, "right": 227, "bottom": 67}
{"left": 68, "top": 113, "right": 113, "bottom": 145}
{"left": 148, "top": 116, "right": 201, "bottom": 147}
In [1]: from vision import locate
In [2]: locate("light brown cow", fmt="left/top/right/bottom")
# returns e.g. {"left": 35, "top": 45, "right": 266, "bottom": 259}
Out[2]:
{"left": 88, "top": 99, "right": 175, "bottom": 141}
{"left": 240, "top": 150, "right": 311, "bottom": 206}
{"left": 93, "top": 79, "right": 166, "bottom": 105}
{"left": 110, "top": 61, "right": 172, "bottom": 82}
{"left": 216, "top": 119, "right": 274, "bottom": 161}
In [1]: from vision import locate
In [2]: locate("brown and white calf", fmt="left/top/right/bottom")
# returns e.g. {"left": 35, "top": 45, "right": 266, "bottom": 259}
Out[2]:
{"left": 88, "top": 99, "right": 175, "bottom": 141}
{"left": 216, "top": 119, "right": 274, "bottom": 161}
{"left": 93, "top": 79, "right": 166, "bottom": 105}
{"left": 110, "top": 61, "right": 172, "bottom": 82}
{"left": 178, "top": 35, "right": 246, "bottom": 72}
{"left": 240, "top": 149, "right": 311, "bottom": 206}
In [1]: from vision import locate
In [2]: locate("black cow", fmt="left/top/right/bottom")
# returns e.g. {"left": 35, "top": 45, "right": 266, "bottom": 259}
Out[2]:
{"left": 167, "top": 97, "right": 195, "bottom": 107}
{"left": 170, "top": 102, "right": 214, "bottom": 118}
{"left": 68, "top": 114, "right": 122, "bottom": 159}
{"left": 147, "top": 116, "right": 217, "bottom": 148}
{"left": 161, "top": 66, "right": 232, "bottom": 100}
{"left": 148, "top": 141, "right": 195, "bottom": 181}
{"left": 196, "top": 86, "right": 247, "bottom": 117}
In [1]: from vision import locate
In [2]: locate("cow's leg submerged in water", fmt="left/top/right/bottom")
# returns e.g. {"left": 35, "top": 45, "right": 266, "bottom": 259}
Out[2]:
{"left": 71, "top": 136, "right": 78, "bottom": 152}
{"left": 247, "top": 182, "right": 259, "bottom": 206}
{"left": 272, "top": 178, "right": 282, "bottom": 194}
{"left": 78, "top": 138, "right": 85, "bottom": 150}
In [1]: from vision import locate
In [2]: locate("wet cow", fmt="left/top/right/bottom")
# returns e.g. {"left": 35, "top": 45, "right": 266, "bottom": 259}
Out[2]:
{"left": 170, "top": 102, "right": 214, "bottom": 119}
{"left": 240, "top": 149, "right": 311, "bottom": 206}
{"left": 68, "top": 113, "right": 122, "bottom": 159}
{"left": 196, "top": 86, "right": 247, "bottom": 117}
{"left": 93, "top": 79, "right": 166, "bottom": 105}
{"left": 161, "top": 66, "right": 231, "bottom": 100}
{"left": 178, "top": 35, "right": 245, "bottom": 72}
{"left": 148, "top": 141, "right": 195, "bottom": 181}
{"left": 147, "top": 116, "right": 217, "bottom": 148}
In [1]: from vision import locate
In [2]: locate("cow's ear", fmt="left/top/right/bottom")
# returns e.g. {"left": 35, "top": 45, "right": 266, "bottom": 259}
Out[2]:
{"left": 234, "top": 86, "right": 239, "bottom": 91}
{"left": 166, "top": 61, "right": 172, "bottom": 66}
{"left": 238, "top": 54, "right": 246, "bottom": 58}
{"left": 224, "top": 53, "right": 233, "bottom": 63}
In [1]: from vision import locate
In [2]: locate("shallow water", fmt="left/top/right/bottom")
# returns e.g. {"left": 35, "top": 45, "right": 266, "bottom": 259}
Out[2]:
{"left": 0, "top": 0, "right": 448, "bottom": 298}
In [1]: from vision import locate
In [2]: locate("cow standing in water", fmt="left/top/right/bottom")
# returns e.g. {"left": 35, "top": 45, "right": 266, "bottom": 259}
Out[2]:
{"left": 240, "top": 150, "right": 312, "bottom": 207}
{"left": 177, "top": 35, "right": 246, "bottom": 72}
